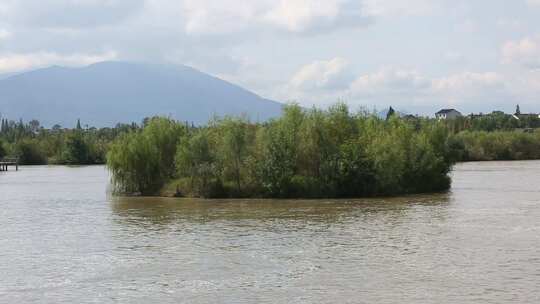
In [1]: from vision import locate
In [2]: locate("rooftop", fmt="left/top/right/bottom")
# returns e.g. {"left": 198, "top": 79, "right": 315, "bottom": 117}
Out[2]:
{"left": 436, "top": 109, "right": 460, "bottom": 114}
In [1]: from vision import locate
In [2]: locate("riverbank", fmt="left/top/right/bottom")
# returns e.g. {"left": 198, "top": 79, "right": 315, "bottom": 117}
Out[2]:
{"left": 449, "top": 130, "right": 540, "bottom": 161}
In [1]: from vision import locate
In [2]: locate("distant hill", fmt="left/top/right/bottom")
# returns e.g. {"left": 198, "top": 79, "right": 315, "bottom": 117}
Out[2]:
{"left": 0, "top": 62, "right": 283, "bottom": 127}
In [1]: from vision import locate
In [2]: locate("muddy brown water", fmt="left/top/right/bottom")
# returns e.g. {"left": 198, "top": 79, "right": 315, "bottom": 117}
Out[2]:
{"left": 1, "top": 161, "right": 539, "bottom": 303}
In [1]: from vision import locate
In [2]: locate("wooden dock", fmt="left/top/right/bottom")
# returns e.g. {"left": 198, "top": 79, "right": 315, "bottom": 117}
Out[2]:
{"left": 0, "top": 157, "right": 19, "bottom": 171}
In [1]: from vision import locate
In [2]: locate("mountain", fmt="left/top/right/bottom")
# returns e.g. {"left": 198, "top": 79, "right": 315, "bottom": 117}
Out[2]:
{"left": 0, "top": 61, "right": 283, "bottom": 127}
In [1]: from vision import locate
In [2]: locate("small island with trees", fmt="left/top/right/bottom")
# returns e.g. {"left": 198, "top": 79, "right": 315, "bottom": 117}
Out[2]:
{"left": 2, "top": 103, "right": 540, "bottom": 199}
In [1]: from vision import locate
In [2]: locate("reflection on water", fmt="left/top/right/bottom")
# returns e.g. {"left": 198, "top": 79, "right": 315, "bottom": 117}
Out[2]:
{"left": 1, "top": 162, "right": 539, "bottom": 303}
{"left": 110, "top": 194, "right": 451, "bottom": 225}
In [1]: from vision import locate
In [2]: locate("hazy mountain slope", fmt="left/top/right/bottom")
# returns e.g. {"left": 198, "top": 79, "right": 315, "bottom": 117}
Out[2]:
{"left": 0, "top": 62, "right": 283, "bottom": 127}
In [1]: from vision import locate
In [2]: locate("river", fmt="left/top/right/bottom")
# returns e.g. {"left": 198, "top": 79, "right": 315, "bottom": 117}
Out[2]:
{"left": 1, "top": 161, "right": 539, "bottom": 303}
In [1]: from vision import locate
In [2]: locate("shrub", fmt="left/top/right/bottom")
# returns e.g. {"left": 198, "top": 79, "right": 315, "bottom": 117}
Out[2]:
{"left": 15, "top": 139, "right": 47, "bottom": 165}
{"left": 107, "top": 117, "right": 185, "bottom": 195}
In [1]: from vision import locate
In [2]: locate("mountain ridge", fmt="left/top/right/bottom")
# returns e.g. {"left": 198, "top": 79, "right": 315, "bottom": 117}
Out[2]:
{"left": 0, "top": 61, "right": 283, "bottom": 127}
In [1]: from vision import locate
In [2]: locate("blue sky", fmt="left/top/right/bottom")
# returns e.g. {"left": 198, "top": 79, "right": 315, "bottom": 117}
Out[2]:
{"left": 0, "top": 0, "right": 539, "bottom": 114}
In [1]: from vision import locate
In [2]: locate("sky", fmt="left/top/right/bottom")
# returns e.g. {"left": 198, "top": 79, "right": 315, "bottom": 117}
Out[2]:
{"left": 0, "top": 0, "right": 539, "bottom": 115}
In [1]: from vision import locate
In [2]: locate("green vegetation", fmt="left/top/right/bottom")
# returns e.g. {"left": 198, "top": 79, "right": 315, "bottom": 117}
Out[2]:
{"left": 3, "top": 103, "right": 540, "bottom": 199}
{"left": 0, "top": 138, "right": 6, "bottom": 159}
{"left": 107, "top": 104, "right": 455, "bottom": 198}
{"left": 449, "top": 130, "right": 540, "bottom": 161}
{"left": 107, "top": 118, "right": 185, "bottom": 195}
{"left": 441, "top": 110, "right": 540, "bottom": 161}
{"left": 0, "top": 118, "right": 137, "bottom": 165}
{"left": 444, "top": 111, "right": 540, "bottom": 133}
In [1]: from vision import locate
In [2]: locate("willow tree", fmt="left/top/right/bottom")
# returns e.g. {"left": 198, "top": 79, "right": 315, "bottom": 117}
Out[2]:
{"left": 175, "top": 129, "right": 218, "bottom": 197}
{"left": 107, "top": 117, "right": 185, "bottom": 195}
{"left": 218, "top": 117, "right": 253, "bottom": 194}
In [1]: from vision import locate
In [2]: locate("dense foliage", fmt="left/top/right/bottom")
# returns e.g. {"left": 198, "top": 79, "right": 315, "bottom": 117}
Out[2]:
{"left": 449, "top": 130, "right": 540, "bottom": 161}
{"left": 107, "top": 118, "right": 185, "bottom": 195}
{"left": 441, "top": 110, "right": 540, "bottom": 161}
{"left": 0, "top": 138, "right": 6, "bottom": 159}
{"left": 444, "top": 111, "right": 540, "bottom": 133}
{"left": 0, "top": 118, "right": 136, "bottom": 165}
{"left": 107, "top": 104, "right": 456, "bottom": 198}
{"left": 3, "top": 104, "right": 540, "bottom": 199}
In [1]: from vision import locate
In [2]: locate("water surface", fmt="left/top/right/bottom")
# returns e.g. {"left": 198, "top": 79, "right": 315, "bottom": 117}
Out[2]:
{"left": 1, "top": 162, "right": 539, "bottom": 303}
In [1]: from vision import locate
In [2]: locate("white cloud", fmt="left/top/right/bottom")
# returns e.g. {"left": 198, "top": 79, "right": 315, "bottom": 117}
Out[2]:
{"left": 290, "top": 57, "right": 351, "bottom": 90}
{"left": 181, "top": 0, "right": 261, "bottom": 34}
{"left": 264, "top": 0, "right": 368, "bottom": 33}
{"left": 265, "top": 1, "right": 340, "bottom": 32}
{"left": 497, "top": 18, "right": 524, "bottom": 30}
{"left": 0, "top": 29, "right": 11, "bottom": 40}
{"left": 2, "top": 0, "right": 144, "bottom": 29}
{"left": 283, "top": 66, "right": 511, "bottom": 111}
{"left": 432, "top": 72, "right": 503, "bottom": 92}
{"left": 362, "top": 0, "right": 438, "bottom": 17}
{"left": 431, "top": 72, "right": 506, "bottom": 106}
{"left": 0, "top": 0, "right": 538, "bottom": 115}
{"left": 502, "top": 36, "right": 540, "bottom": 69}
{"left": 507, "top": 69, "right": 540, "bottom": 101}
{"left": 0, "top": 0, "right": 369, "bottom": 35}
{"left": 0, "top": 51, "right": 118, "bottom": 73}
{"left": 350, "top": 69, "right": 506, "bottom": 107}
{"left": 444, "top": 51, "right": 466, "bottom": 64}
{"left": 454, "top": 19, "right": 478, "bottom": 33}
{"left": 179, "top": 0, "right": 369, "bottom": 35}
{"left": 350, "top": 67, "right": 429, "bottom": 96}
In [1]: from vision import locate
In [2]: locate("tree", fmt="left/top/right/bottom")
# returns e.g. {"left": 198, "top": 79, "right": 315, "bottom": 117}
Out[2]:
{"left": 176, "top": 130, "right": 219, "bottom": 197}
{"left": 0, "top": 139, "right": 6, "bottom": 159}
{"left": 63, "top": 132, "right": 90, "bottom": 164}
{"left": 29, "top": 120, "right": 40, "bottom": 134}
{"left": 515, "top": 104, "right": 521, "bottom": 115}
{"left": 219, "top": 118, "right": 250, "bottom": 193}
{"left": 106, "top": 103, "right": 463, "bottom": 198}
{"left": 15, "top": 139, "right": 47, "bottom": 165}
{"left": 258, "top": 104, "right": 304, "bottom": 197}
{"left": 259, "top": 125, "right": 296, "bottom": 197}
{"left": 386, "top": 106, "right": 396, "bottom": 120}
{"left": 107, "top": 117, "right": 185, "bottom": 195}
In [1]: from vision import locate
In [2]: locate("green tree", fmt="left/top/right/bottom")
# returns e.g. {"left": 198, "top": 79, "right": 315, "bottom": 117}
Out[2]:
{"left": 259, "top": 125, "right": 296, "bottom": 197}
{"left": 218, "top": 118, "right": 251, "bottom": 194}
{"left": 258, "top": 104, "right": 304, "bottom": 197}
{"left": 105, "top": 103, "right": 471, "bottom": 198}
{"left": 107, "top": 117, "right": 184, "bottom": 195}
{"left": 63, "top": 132, "right": 90, "bottom": 164}
{"left": 386, "top": 106, "right": 396, "bottom": 120}
{"left": 175, "top": 130, "right": 221, "bottom": 197}
{"left": 15, "top": 139, "right": 47, "bottom": 165}
{"left": 0, "top": 139, "right": 6, "bottom": 159}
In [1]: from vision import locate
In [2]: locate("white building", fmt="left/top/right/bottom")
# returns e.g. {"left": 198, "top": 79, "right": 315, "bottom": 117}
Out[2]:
{"left": 435, "top": 109, "right": 462, "bottom": 120}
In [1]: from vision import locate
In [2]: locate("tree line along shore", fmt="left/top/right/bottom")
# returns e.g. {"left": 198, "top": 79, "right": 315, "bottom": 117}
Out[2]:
{"left": 2, "top": 104, "right": 540, "bottom": 198}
